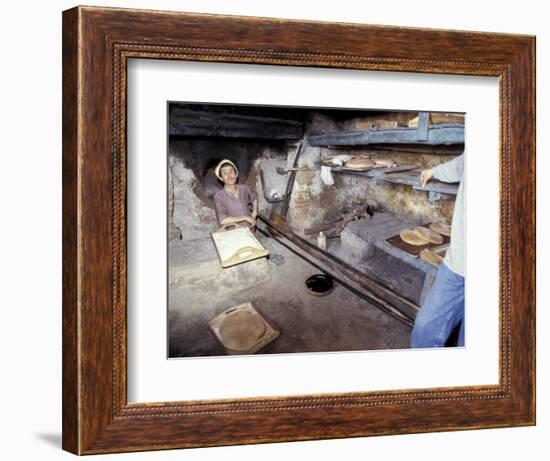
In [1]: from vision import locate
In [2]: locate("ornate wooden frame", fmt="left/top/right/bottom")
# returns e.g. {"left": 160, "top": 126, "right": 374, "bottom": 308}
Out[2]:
{"left": 62, "top": 5, "right": 535, "bottom": 454}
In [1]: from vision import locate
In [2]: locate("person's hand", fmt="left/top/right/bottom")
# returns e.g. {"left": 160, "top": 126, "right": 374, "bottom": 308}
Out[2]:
{"left": 419, "top": 169, "right": 433, "bottom": 187}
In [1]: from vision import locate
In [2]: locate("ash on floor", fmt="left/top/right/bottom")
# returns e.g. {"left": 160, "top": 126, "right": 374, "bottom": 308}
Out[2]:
{"left": 168, "top": 232, "right": 412, "bottom": 358}
{"left": 326, "top": 238, "right": 425, "bottom": 305}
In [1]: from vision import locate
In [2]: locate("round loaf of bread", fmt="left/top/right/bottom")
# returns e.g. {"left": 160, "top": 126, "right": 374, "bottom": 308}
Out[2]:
{"left": 344, "top": 158, "right": 375, "bottom": 170}
{"left": 429, "top": 222, "right": 451, "bottom": 237}
{"left": 420, "top": 248, "right": 444, "bottom": 266}
{"left": 400, "top": 228, "right": 430, "bottom": 246}
{"left": 414, "top": 226, "right": 444, "bottom": 244}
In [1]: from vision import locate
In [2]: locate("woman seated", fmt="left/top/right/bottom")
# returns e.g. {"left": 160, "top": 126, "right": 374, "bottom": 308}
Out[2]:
{"left": 213, "top": 159, "right": 258, "bottom": 229}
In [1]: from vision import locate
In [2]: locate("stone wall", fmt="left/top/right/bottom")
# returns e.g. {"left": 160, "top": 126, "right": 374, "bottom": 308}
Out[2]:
{"left": 285, "top": 112, "right": 461, "bottom": 234}
{"left": 168, "top": 111, "right": 463, "bottom": 242}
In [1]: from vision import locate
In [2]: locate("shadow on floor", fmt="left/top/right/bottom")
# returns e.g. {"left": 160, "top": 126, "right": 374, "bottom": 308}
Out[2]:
{"left": 35, "top": 432, "right": 61, "bottom": 448}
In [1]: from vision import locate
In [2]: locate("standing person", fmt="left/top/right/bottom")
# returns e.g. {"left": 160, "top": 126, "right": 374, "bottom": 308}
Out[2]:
{"left": 411, "top": 154, "right": 465, "bottom": 348}
{"left": 213, "top": 159, "right": 258, "bottom": 229}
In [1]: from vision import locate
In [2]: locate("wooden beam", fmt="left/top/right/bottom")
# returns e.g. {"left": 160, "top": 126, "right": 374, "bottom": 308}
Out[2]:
{"left": 417, "top": 111, "right": 429, "bottom": 141}
{"left": 308, "top": 123, "right": 464, "bottom": 146}
{"left": 169, "top": 109, "right": 304, "bottom": 139}
{"left": 280, "top": 141, "right": 304, "bottom": 217}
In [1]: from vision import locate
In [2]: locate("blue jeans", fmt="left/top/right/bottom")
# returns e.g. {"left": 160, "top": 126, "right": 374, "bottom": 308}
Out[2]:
{"left": 411, "top": 263, "right": 465, "bottom": 348}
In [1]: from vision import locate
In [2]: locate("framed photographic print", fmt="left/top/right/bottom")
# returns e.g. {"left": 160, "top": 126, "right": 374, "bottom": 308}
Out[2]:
{"left": 62, "top": 5, "right": 535, "bottom": 455}
{"left": 164, "top": 102, "right": 463, "bottom": 360}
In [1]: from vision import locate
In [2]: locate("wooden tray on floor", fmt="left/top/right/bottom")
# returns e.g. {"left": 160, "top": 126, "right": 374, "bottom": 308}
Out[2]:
{"left": 208, "top": 302, "right": 280, "bottom": 355}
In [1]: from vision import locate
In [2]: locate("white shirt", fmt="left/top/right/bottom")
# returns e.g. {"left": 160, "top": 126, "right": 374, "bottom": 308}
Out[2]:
{"left": 432, "top": 154, "right": 465, "bottom": 277}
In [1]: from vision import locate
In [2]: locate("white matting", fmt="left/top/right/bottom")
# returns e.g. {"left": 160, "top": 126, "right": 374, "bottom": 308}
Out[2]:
{"left": 127, "top": 59, "right": 499, "bottom": 403}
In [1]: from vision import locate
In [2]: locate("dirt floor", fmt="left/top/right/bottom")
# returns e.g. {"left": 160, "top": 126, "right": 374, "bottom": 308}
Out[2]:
{"left": 327, "top": 238, "right": 425, "bottom": 306}
{"left": 168, "top": 230, "right": 416, "bottom": 358}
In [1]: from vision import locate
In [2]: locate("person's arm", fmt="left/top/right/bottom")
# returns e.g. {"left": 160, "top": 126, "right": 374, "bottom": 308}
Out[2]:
{"left": 250, "top": 199, "right": 258, "bottom": 226}
{"left": 244, "top": 185, "right": 258, "bottom": 228}
{"left": 431, "top": 154, "right": 464, "bottom": 183}
{"left": 419, "top": 154, "right": 464, "bottom": 186}
{"left": 219, "top": 215, "right": 255, "bottom": 226}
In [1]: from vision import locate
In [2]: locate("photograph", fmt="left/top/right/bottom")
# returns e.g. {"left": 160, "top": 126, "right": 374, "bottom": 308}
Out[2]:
{"left": 167, "top": 103, "right": 465, "bottom": 358}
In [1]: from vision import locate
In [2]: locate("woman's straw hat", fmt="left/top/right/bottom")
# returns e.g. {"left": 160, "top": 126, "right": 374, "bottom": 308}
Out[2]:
{"left": 215, "top": 159, "right": 238, "bottom": 180}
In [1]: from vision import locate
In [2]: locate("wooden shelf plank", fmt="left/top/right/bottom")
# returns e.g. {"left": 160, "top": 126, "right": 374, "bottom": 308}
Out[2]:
{"left": 330, "top": 164, "right": 419, "bottom": 177}
{"left": 309, "top": 124, "right": 464, "bottom": 147}
{"left": 378, "top": 173, "right": 458, "bottom": 195}
{"left": 329, "top": 167, "right": 458, "bottom": 195}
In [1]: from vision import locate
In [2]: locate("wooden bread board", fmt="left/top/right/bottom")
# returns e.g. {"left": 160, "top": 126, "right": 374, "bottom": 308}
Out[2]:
{"left": 211, "top": 226, "right": 269, "bottom": 268}
{"left": 208, "top": 302, "right": 280, "bottom": 355}
{"left": 386, "top": 223, "right": 450, "bottom": 257}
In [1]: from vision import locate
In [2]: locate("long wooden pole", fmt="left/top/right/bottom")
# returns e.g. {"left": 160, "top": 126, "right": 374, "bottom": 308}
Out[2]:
{"left": 280, "top": 140, "right": 304, "bottom": 218}
{"left": 257, "top": 214, "right": 418, "bottom": 327}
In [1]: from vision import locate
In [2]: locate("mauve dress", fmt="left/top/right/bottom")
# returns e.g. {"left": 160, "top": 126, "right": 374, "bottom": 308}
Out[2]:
{"left": 213, "top": 184, "right": 257, "bottom": 227}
